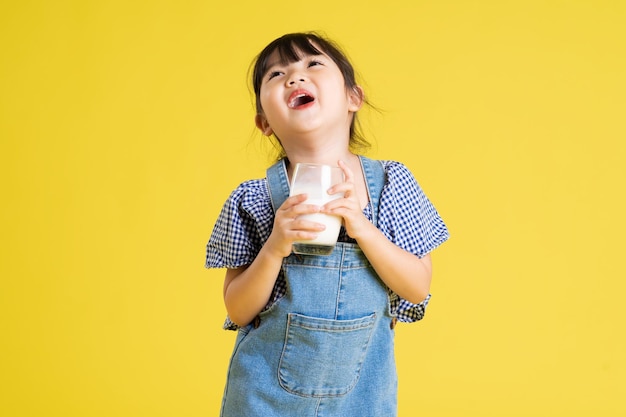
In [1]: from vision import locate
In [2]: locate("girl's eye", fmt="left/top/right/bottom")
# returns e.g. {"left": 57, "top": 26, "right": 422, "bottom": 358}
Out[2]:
{"left": 268, "top": 71, "right": 283, "bottom": 80}
{"left": 308, "top": 60, "right": 323, "bottom": 67}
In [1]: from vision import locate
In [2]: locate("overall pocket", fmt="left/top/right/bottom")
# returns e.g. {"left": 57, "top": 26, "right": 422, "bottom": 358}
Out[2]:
{"left": 278, "top": 312, "right": 376, "bottom": 397}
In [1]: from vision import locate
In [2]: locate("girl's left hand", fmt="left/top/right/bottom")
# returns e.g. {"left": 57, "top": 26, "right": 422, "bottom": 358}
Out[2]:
{"left": 322, "top": 159, "right": 372, "bottom": 241}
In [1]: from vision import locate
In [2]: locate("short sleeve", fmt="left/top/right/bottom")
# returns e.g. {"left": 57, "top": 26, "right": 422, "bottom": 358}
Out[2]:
{"left": 205, "top": 179, "right": 274, "bottom": 269}
{"left": 378, "top": 161, "right": 449, "bottom": 257}
{"left": 378, "top": 161, "right": 449, "bottom": 323}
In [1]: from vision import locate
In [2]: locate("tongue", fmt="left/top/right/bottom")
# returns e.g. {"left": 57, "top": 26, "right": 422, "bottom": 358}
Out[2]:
{"left": 292, "top": 95, "right": 314, "bottom": 107}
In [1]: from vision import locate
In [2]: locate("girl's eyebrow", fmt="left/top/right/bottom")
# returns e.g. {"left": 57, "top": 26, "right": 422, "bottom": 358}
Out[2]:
{"left": 268, "top": 52, "right": 326, "bottom": 68}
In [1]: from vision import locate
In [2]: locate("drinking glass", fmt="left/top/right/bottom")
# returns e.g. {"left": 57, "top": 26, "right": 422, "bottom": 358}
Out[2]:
{"left": 289, "top": 163, "right": 344, "bottom": 255}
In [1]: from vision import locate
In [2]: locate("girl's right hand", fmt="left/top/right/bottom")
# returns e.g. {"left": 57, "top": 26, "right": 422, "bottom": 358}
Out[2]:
{"left": 264, "top": 193, "right": 326, "bottom": 258}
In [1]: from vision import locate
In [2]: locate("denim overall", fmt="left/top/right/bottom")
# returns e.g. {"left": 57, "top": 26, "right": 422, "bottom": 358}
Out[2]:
{"left": 221, "top": 156, "right": 397, "bottom": 417}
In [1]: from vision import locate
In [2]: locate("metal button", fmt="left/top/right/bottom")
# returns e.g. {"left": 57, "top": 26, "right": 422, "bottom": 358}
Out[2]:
{"left": 390, "top": 317, "right": 397, "bottom": 329}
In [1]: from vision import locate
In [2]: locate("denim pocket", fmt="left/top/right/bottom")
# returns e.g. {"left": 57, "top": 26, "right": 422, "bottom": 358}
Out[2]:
{"left": 278, "top": 312, "right": 376, "bottom": 397}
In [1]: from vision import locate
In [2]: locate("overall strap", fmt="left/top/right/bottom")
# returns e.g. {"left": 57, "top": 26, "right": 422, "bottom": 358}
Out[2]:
{"left": 359, "top": 156, "right": 386, "bottom": 228}
{"left": 266, "top": 158, "right": 290, "bottom": 214}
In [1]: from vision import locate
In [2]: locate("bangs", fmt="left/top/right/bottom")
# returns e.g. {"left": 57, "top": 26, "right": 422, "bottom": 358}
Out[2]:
{"left": 271, "top": 36, "right": 323, "bottom": 66}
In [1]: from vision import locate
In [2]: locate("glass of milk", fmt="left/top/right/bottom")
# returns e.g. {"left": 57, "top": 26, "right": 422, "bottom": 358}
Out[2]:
{"left": 289, "top": 163, "right": 344, "bottom": 256}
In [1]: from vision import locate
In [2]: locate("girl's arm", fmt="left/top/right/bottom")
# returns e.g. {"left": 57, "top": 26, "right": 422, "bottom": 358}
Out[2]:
{"left": 324, "top": 160, "right": 432, "bottom": 303}
{"left": 347, "top": 221, "right": 432, "bottom": 303}
{"left": 223, "top": 193, "right": 325, "bottom": 327}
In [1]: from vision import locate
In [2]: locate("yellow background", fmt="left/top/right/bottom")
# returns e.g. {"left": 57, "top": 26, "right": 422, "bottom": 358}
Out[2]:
{"left": 1, "top": 1, "right": 625, "bottom": 416}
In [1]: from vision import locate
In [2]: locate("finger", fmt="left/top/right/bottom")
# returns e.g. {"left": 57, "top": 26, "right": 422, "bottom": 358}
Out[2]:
{"left": 330, "top": 160, "right": 355, "bottom": 198}
{"left": 337, "top": 159, "right": 354, "bottom": 183}
{"left": 291, "top": 203, "right": 322, "bottom": 216}
{"left": 280, "top": 194, "right": 321, "bottom": 215}
{"left": 281, "top": 193, "right": 308, "bottom": 210}
{"left": 292, "top": 217, "right": 326, "bottom": 232}
{"left": 323, "top": 198, "right": 357, "bottom": 213}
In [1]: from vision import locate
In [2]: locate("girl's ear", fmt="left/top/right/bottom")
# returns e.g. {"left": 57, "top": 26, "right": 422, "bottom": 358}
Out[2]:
{"left": 255, "top": 114, "right": 273, "bottom": 136}
{"left": 348, "top": 85, "right": 365, "bottom": 112}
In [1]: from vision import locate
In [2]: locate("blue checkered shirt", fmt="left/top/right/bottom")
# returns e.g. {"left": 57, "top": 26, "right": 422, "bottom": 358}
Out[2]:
{"left": 206, "top": 160, "right": 449, "bottom": 330}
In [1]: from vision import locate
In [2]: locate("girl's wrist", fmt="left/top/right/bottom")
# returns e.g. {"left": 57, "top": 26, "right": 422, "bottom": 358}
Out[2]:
{"left": 350, "top": 219, "right": 380, "bottom": 244}
{"left": 261, "top": 237, "right": 292, "bottom": 261}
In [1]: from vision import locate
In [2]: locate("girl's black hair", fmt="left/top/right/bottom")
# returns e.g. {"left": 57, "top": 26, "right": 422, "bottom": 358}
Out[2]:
{"left": 251, "top": 32, "right": 371, "bottom": 156}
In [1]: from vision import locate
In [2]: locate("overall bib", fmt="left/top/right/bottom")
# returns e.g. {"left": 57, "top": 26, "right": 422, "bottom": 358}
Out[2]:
{"left": 221, "top": 156, "right": 397, "bottom": 417}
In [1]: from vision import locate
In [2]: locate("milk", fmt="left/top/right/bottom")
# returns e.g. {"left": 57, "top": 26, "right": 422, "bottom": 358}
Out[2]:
{"left": 289, "top": 167, "right": 344, "bottom": 255}
{"left": 293, "top": 199, "right": 343, "bottom": 246}
{"left": 290, "top": 184, "right": 342, "bottom": 255}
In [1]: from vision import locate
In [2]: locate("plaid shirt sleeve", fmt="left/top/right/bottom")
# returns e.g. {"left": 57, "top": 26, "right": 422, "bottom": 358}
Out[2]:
{"left": 205, "top": 179, "right": 273, "bottom": 269}
{"left": 379, "top": 161, "right": 449, "bottom": 323}
{"left": 205, "top": 179, "right": 275, "bottom": 330}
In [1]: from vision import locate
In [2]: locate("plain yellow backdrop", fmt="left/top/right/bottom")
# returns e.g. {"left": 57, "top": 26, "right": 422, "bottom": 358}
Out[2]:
{"left": 1, "top": 1, "right": 625, "bottom": 416}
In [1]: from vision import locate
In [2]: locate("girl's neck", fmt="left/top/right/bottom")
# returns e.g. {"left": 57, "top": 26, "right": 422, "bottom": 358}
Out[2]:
{"left": 286, "top": 149, "right": 355, "bottom": 166}
{"left": 282, "top": 135, "right": 355, "bottom": 167}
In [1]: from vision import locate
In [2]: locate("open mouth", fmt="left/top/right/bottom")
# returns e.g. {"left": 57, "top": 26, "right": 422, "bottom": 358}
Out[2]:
{"left": 288, "top": 91, "right": 315, "bottom": 109}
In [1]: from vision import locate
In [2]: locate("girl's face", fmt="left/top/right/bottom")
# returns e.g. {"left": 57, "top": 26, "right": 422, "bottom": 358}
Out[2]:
{"left": 255, "top": 48, "right": 363, "bottom": 146}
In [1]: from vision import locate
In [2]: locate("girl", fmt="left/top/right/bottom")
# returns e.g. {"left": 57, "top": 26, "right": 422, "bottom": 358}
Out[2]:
{"left": 206, "top": 32, "right": 449, "bottom": 417}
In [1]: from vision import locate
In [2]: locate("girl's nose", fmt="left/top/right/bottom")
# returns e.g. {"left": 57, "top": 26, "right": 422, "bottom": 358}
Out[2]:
{"left": 286, "top": 76, "right": 306, "bottom": 86}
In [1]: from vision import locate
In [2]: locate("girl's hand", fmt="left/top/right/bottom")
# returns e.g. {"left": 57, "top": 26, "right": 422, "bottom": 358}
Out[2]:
{"left": 322, "top": 159, "right": 372, "bottom": 240}
{"left": 265, "top": 194, "right": 325, "bottom": 258}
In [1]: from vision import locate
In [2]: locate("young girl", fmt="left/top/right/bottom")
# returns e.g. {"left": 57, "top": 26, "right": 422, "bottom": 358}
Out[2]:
{"left": 206, "top": 32, "right": 449, "bottom": 417}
